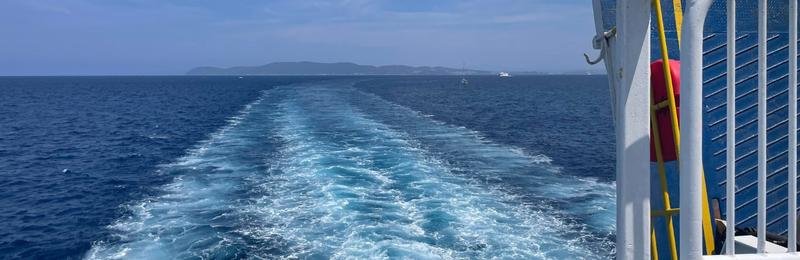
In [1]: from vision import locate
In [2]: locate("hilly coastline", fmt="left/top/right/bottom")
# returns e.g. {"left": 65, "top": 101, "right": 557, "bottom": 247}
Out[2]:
{"left": 187, "top": 62, "right": 501, "bottom": 76}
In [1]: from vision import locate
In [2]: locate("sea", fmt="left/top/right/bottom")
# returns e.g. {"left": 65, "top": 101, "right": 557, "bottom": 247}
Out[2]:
{"left": 0, "top": 75, "right": 616, "bottom": 259}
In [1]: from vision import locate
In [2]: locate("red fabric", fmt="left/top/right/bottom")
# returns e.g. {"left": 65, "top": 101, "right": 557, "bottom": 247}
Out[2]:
{"left": 650, "top": 59, "right": 681, "bottom": 162}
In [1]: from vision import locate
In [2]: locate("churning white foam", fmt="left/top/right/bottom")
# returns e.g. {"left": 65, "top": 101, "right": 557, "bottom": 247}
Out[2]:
{"left": 86, "top": 83, "right": 615, "bottom": 259}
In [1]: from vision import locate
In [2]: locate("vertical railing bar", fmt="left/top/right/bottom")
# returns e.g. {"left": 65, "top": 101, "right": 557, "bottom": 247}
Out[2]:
{"left": 681, "top": 0, "right": 714, "bottom": 259}
{"left": 614, "top": 1, "right": 652, "bottom": 258}
{"left": 757, "top": 0, "right": 768, "bottom": 253}
{"left": 726, "top": 0, "right": 737, "bottom": 255}
{"left": 789, "top": 0, "right": 798, "bottom": 253}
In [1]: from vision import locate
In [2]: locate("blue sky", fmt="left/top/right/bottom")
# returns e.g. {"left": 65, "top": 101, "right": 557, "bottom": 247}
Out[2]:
{"left": 0, "top": 0, "right": 597, "bottom": 75}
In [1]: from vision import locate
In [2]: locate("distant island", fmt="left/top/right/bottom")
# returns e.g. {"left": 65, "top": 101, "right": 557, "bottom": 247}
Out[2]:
{"left": 187, "top": 61, "right": 546, "bottom": 76}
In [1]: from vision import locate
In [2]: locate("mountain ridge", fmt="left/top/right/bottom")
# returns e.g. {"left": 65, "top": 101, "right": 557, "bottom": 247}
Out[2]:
{"left": 186, "top": 61, "right": 526, "bottom": 75}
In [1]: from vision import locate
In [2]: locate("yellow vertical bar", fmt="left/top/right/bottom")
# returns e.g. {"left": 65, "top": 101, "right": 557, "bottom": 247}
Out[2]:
{"left": 653, "top": 0, "right": 682, "bottom": 155}
{"left": 652, "top": 1, "right": 682, "bottom": 258}
{"left": 673, "top": 0, "right": 684, "bottom": 46}
{"left": 700, "top": 171, "right": 716, "bottom": 254}
{"left": 651, "top": 103, "right": 680, "bottom": 260}
{"left": 652, "top": 229, "right": 661, "bottom": 260}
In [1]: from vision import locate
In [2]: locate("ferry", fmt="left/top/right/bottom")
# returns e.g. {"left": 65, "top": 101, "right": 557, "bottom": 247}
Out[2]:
{"left": 588, "top": 0, "right": 799, "bottom": 259}
{"left": 499, "top": 72, "right": 511, "bottom": 77}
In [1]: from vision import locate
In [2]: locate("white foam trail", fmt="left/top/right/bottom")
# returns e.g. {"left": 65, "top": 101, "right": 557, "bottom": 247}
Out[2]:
{"left": 86, "top": 82, "right": 615, "bottom": 259}
{"left": 351, "top": 87, "right": 616, "bottom": 235}
{"left": 85, "top": 93, "right": 275, "bottom": 259}
{"left": 238, "top": 85, "right": 612, "bottom": 259}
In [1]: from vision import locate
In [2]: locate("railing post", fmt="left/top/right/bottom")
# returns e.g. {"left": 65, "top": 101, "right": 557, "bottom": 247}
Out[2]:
{"left": 788, "top": 0, "right": 798, "bottom": 253}
{"left": 680, "top": 0, "right": 713, "bottom": 259}
{"left": 615, "top": 0, "right": 651, "bottom": 259}
{"left": 757, "top": 0, "right": 768, "bottom": 253}
{"left": 725, "top": 0, "right": 737, "bottom": 255}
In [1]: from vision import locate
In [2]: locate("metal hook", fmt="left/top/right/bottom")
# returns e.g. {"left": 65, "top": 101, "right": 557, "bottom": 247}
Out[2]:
{"left": 584, "top": 27, "right": 616, "bottom": 65}
{"left": 584, "top": 49, "right": 606, "bottom": 65}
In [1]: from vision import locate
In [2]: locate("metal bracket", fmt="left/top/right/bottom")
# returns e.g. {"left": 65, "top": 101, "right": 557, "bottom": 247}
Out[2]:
{"left": 584, "top": 27, "right": 617, "bottom": 65}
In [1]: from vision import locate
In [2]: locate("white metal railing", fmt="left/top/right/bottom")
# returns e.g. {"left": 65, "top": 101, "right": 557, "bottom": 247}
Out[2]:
{"left": 681, "top": 0, "right": 800, "bottom": 259}
{"left": 613, "top": 0, "right": 652, "bottom": 259}
{"left": 789, "top": 0, "right": 799, "bottom": 254}
{"left": 680, "top": 1, "right": 712, "bottom": 258}
{"left": 725, "top": 0, "right": 737, "bottom": 256}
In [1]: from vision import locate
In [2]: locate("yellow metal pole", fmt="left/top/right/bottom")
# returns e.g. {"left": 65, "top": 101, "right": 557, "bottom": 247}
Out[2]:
{"left": 653, "top": 0, "right": 682, "bottom": 156}
{"left": 700, "top": 171, "right": 716, "bottom": 254}
{"left": 673, "top": 0, "right": 684, "bottom": 47}
{"left": 651, "top": 102, "right": 680, "bottom": 260}
{"left": 652, "top": 229, "right": 661, "bottom": 260}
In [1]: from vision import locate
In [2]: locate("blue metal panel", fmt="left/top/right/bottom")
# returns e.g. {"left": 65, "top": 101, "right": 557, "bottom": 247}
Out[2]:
{"left": 700, "top": 1, "right": 797, "bottom": 238}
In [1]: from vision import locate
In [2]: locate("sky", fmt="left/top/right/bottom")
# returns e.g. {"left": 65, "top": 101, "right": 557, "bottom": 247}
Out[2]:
{"left": 0, "top": 0, "right": 599, "bottom": 75}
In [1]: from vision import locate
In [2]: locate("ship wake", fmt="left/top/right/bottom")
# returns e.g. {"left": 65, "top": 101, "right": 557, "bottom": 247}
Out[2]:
{"left": 86, "top": 81, "right": 615, "bottom": 259}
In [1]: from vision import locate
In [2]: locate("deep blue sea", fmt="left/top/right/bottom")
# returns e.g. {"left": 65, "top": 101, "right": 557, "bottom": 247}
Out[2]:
{"left": 0, "top": 75, "right": 616, "bottom": 259}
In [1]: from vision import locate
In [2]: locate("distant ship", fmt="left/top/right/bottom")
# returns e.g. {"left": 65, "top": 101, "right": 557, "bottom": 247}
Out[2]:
{"left": 460, "top": 62, "right": 469, "bottom": 86}
{"left": 498, "top": 72, "right": 511, "bottom": 77}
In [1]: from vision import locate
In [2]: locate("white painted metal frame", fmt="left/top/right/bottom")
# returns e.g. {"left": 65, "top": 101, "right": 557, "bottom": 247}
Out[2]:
{"left": 757, "top": 0, "right": 769, "bottom": 254}
{"left": 725, "top": 0, "right": 737, "bottom": 255}
{"left": 680, "top": 0, "right": 800, "bottom": 259}
{"left": 613, "top": 0, "right": 652, "bottom": 259}
{"left": 587, "top": 1, "right": 651, "bottom": 259}
{"left": 788, "top": 0, "right": 799, "bottom": 253}
{"left": 680, "top": 1, "right": 714, "bottom": 258}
